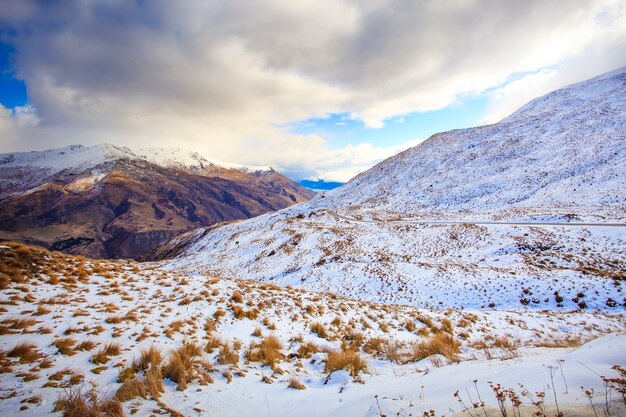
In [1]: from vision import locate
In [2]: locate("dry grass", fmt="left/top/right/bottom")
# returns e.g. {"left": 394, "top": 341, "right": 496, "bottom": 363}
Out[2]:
{"left": 535, "top": 335, "right": 583, "bottom": 348}
{"left": 324, "top": 349, "right": 367, "bottom": 378}
{"left": 297, "top": 341, "right": 320, "bottom": 359}
{"left": 33, "top": 304, "right": 52, "bottom": 316}
{"left": 136, "top": 345, "right": 163, "bottom": 371}
{"left": 53, "top": 338, "right": 78, "bottom": 356}
{"left": 54, "top": 387, "right": 124, "bottom": 417}
{"left": 230, "top": 290, "right": 244, "bottom": 303}
{"left": 91, "top": 343, "right": 122, "bottom": 365}
{"left": 205, "top": 336, "right": 223, "bottom": 353}
{"left": 287, "top": 377, "right": 306, "bottom": 390}
{"left": 115, "top": 378, "right": 146, "bottom": 402}
{"left": 76, "top": 340, "right": 97, "bottom": 352}
{"left": 310, "top": 322, "right": 329, "bottom": 339}
{"left": 408, "top": 333, "right": 461, "bottom": 362}
{"left": 164, "top": 342, "right": 202, "bottom": 391}
{"left": 7, "top": 341, "right": 42, "bottom": 364}
{"left": 217, "top": 342, "right": 239, "bottom": 366}
{"left": 245, "top": 335, "right": 284, "bottom": 367}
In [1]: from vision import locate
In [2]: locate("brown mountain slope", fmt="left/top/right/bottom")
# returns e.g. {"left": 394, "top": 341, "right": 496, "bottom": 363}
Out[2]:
{"left": 0, "top": 158, "right": 314, "bottom": 258}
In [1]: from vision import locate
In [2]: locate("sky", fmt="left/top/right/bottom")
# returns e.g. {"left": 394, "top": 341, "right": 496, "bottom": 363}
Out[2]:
{"left": 0, "top": 1, "right": 625, "bottom": 182}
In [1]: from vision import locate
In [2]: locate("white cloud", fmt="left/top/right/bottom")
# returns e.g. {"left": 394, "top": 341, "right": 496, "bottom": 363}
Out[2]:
{"left": 0, "top": 0, "right": 625, "bottom": 180}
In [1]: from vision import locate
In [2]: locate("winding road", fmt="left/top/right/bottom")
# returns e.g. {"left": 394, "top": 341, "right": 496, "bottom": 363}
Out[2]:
{"left": 321, "top": 209, "right": 626, "bottom": 228}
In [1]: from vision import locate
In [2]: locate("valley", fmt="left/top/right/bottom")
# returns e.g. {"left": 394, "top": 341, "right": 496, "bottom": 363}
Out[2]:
{"left": 0, "top": 67, "right": 625, "bottom": 417}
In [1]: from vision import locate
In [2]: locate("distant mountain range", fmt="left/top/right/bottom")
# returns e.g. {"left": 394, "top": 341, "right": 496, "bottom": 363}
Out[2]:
{"left": 298, "top": 179, "right": 344, "bottom": 191}
{"left": 151, "top": 67, "right": 626, "bottom": 310}
{"left": 0, "top": 144, "right": 315, "bottom": 258}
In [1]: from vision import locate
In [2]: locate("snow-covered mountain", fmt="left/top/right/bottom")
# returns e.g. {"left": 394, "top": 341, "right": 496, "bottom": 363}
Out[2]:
{"left": 321, "top": 67, "right": 626, "bottom": 214}
{"left": 154, "top": 68, "right": 626, "bottom": 310}
{"left": 0, "top": 144, "right": 280, "bottom": 199}
{"left": 0, "top": 144, "right": 314, "bottom": 258}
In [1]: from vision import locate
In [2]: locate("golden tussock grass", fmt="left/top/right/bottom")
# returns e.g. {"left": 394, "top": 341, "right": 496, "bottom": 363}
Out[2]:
{"left": 408, "top": 333, "right": 461, "bottom": 363}
{"left": 164, "top": 342, "right": 202, "bottom": 391}
{"left": 54, "top": 387, "right": 124, "bottom": 417}
{"left": 310, "top": 322, "right": 328, "bottom": 339}
{"left": 245, "top": 335, "right": 284, "bottom": 367}
{"left": 76, "top": 340, "right": 97, "bottom": 351}
{"left": 136, "top": 345, "right": 163, "bottom": 371}
{"left": 287, "top": 377, "right": 306, "bottom": 390}
{"left": 230, "top": 291, "right": 244, "bottom": 303}
{"left": 33, "top": 304, "right": 52, "bottom": 316}
{"left": 91, "top": 343, "right": 122, "bottom": 365}
{"left": 296, "top": 341, "right": 320, "bottom": 359}
{"left": 217, "top": 342, "right": 239, "bottom": 366}
{"left": 324, "top": 349, "right": 367, "bottom": 378}
{"left": 115, "top": 378, "right": 146, "bottom": 402}
{"left": 7, "top": 341, "right": 43, "bottom": 364}
{"left": 205, "top": 336, "right": 223, "bottom": 353}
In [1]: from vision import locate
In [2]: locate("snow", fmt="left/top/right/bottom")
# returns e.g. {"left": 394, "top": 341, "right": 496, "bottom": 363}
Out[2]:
{"left": 1, "top": 244, "right": 624, "bottom": 417}
{"left": 0, "top": 144, "right": 276, "bottom": 199}
{"left": 161, "top": 67, "right": 626, "bottom": 312}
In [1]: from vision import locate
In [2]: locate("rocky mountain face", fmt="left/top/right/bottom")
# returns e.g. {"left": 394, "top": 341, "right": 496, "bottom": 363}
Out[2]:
{"left": 151, "top": 68, "right": 626, "bottom": 310}
{"left": 0, "top": 145, "right": 314, "bottom": 258}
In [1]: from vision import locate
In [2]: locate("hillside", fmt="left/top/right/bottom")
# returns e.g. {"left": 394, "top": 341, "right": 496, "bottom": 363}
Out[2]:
{"left": 151, "top": 68, "right": 626, "bottom": 310}
{"left": 321, "top": 67, "right": 626, "bottom": 216}
{"left": 1, "top": 242, "right": 625, "bottom": 417}
{"left": 0, "top": 145, "right": 314, "bottom": 258}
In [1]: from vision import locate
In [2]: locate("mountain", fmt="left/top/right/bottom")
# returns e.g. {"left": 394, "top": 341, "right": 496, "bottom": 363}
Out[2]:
{"left": 0, "top": 144, "right": 315, "bottom": 258}
{"left": 152, "top": 67, "right": 626, "bottom": 310}
{"left": 321, "top": 67, "right": 626, "bottom": 214}
{"left": 298, "top": 179, "right": 345, "bottom": 191}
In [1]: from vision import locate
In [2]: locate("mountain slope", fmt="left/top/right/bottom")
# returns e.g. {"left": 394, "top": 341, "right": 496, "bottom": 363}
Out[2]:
{"left": 0, "top": 144, "right": 314, "bottom": 258}
{"left": 1, "top": 242, "right": 625, "bottom": 417}
{"left": 321, "top": 67, "right": 626, "bottom": 214}
{"left": 154, "top": 68, "right": 626, "bottom": 310}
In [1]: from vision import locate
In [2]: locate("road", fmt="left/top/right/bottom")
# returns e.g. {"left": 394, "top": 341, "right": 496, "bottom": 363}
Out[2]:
{"left": 321, "top": 209, "right": 626, "bottom": 228}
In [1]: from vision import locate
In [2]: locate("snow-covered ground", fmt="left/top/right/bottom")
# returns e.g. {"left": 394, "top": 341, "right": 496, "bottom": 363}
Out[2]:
{"left": 1, "top": 243, "right": 624, "bottom": 417}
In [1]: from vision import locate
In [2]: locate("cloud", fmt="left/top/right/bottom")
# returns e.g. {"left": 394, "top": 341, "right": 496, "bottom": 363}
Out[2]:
{"left": 0, "top": 0, "right": 625, "bottom": 180}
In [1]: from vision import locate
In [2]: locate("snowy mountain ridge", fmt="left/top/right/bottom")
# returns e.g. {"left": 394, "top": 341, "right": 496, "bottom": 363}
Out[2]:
{"left": 0, "top": 144, "right": 273, "bottom": 182}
